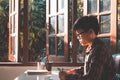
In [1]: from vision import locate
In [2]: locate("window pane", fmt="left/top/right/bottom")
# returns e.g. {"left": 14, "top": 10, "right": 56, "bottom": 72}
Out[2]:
{"left": 58, "top": 15, "right": 64, "bottom": 33}
{"left": 100, "top": 15, "right": 110, "bottom": 33}
{"left": 117, "top": 6, "right": 120, "bottom": 52}
{"left": 58, "top": 37, "right": 64, "bottom": 56}
{"left": 49, "top": 37, "right": 55, "bottom": 55}
{"left": 118, "top": 21, "right": 120, "bottom": 52}
{"left": 88, "top": 0, "right": 97, "bottom": 14}
{"left": 50, "top": 0, "right": 56, "bottom": 14}
{"left": 13, "top": 15, "right": 15, "bottom": 33}
{"left": 100, "top": 0, "right": 110, "bottom": 12}
{"left": 50, "top": 17, "right": 56, "bottom": 34}
{"left": 101, "top": 37, "right": 111, "bottom": 49}
{"left": 58, "top": 0, "right": 64, "bottom": 12}
{"left": 12, "top": 37, "right": 16, "bottom": 55}
{"left": 13, "top": 0, "right": 15, "bottom": 11}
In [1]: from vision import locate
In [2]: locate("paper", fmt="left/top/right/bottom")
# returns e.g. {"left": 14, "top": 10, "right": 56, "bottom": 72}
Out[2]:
{"left": 26, "top": 70, "right": 51, "bottom": 75}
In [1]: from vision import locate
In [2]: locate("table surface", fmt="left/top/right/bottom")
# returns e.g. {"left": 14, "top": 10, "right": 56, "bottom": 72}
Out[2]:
{"left": 14, "top": 70, "right": 60, "bottom": 80}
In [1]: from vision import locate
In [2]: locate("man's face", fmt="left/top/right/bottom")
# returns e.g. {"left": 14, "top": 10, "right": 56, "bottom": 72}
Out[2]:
{"left": 75, "top": 29, "right": 91, "bottom": 46}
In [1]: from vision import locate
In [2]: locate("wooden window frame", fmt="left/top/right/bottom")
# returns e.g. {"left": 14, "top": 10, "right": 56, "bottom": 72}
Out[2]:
{"left": 8, "top": 0, "right": 20, "bottom": 62}
{"left": 2, "top": 0, "right": 117, "bottom": 67}
{"left": 46, "top": 0, "right": 70, "bottom": 63}
{"left": 7, "top": 0, "right": 29, "bottom": 64}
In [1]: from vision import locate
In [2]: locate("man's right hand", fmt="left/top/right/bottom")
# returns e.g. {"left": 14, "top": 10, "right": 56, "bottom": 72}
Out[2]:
{"left": 59, "top": 71, "right": 66, "bottom": 80}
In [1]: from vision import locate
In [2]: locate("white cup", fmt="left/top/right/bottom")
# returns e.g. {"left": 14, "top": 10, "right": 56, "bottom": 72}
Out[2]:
{"left": 37, "top": 62, "right": 46, "bottom": 70}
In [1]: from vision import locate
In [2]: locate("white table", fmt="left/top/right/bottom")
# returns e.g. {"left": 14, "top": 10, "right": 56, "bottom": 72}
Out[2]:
{"left": 14, "top": 70, "right": 60, "bottom": 80}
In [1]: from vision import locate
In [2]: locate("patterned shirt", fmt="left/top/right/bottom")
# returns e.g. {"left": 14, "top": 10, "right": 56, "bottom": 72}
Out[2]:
{"left": 81, "top": 38, "right": 116, "bottom": 80}
{"left": 66, "top": 38, "right": 116, "bottom": 80}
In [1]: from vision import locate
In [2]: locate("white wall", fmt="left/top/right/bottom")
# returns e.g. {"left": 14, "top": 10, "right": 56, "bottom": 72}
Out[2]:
{"left": 0, "top": 66, "right": 36, "bottom": 80}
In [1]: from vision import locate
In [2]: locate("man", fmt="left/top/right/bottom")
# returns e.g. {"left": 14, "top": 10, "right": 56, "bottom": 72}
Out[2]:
{"left": 59, "top": 15, "right": 116, "bottom": 80}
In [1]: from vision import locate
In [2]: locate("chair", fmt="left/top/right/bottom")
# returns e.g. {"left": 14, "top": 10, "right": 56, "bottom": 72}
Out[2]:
{"left": 112, "top": 53, "right": 120, "bottom": 79}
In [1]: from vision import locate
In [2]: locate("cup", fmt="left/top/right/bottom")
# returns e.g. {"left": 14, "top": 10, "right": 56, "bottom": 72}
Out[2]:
{"left": 37, "top": 62, "right": 45, "bottom": 70}
{"left": 46, "top": 63, "right": 52, "bottom": 71}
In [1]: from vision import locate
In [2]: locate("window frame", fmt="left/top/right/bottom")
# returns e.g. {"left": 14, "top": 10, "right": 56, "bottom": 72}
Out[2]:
{"left": 6, "top": 0, "right": 29, "bottom": 65}
{"left": 84, "top": 0, "right": 117, "bottom": 54}
{"left": 1, "top": 0, "right": 117, "bottom": 66}
{"left": 46, "top": 0, "right": 70, "bottom": 62}
{"left": 8, "top": 0, "right": 20, "bottom": 62}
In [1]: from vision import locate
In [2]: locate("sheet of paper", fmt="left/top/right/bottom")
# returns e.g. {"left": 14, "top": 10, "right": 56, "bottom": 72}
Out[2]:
{"left": 26, "top": 70, "right": 51, "bottom": 75}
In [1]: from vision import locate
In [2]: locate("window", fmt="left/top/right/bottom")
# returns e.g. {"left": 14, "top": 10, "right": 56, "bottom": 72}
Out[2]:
{"left": 7, "top": 0, "right": 46, "bottom": 63}
{"left": 46, "top": 0, "right": 84, "bottom": 65}
{"left": 84, "top": 0, "right": 117, "bottom": 54}
{"left": 2, "top": 0, "right": 118, "bottom": 65}
{"left": 46, "top": 0, "right": 70, "bottom": 62}
{"left": 8, "top": 0, "right": 20, "bottom": 62}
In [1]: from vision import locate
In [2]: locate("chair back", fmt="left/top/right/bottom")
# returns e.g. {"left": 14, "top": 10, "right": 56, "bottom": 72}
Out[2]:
{"left": 112, "top": 53, "right": 120, "bottom": 74}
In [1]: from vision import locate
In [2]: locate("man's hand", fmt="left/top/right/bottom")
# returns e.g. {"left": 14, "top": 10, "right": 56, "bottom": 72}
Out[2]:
{"left": 59, "top": 67, "right": 84, "bottom": 80}
{"left": 59, "top": 71, "right": 66, "bottom": 80}
{"left": 59, "top": 68, "right": 78, "bottom": 80}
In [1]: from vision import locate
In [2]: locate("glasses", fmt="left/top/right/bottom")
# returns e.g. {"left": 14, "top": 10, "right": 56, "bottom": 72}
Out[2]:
{"left": 76, "top": 31, "right": 86, "bottom": 39}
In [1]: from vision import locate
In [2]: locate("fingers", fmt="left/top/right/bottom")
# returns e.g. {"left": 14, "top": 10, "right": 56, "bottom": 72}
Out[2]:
{"left": 59, "top": 71, "right": 66, "bottom": 80}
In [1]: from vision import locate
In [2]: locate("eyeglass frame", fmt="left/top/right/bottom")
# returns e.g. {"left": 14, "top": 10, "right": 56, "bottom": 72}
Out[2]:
{"left": 75, "top": 31, "right": 86, "bottom": 39}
